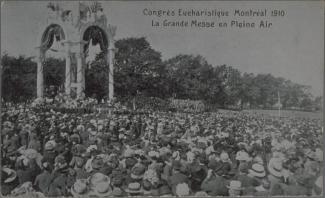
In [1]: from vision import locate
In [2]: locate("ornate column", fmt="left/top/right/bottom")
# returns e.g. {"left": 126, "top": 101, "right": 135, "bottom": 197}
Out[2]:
{"left": 76, "top": 51, "right": 84, "bottom": 98}
{"left": 65, "top": 43, "right": 71, "bottom": 95}
{"left": 107, "top": 25, "right": 117, "bottom": 101}
{"left": 107, "top": 44, "right": 115, "bottom": 100}
{"left": 36, "top": 50, "right": 45, "bottom": 98}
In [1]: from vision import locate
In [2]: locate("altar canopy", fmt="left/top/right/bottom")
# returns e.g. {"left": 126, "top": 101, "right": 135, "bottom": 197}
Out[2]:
{"left": 36, "top": 1, "right": 116, "bottom": 100}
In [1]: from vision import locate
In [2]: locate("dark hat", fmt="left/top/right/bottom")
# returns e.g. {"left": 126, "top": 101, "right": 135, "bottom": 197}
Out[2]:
{"left": 125, "top": 157, "right": 137, "bottom": 169}
{"left": 91, "top": 157, "right": 104, "bottom": 170}
{"left": 208, "top": 159, "right": 223, "bottom": 171}
{"left": 55, "top": 155, "right": 66, "bottom": 164}
{"left": 238, "top": 162, "right": 249, "bottom": 174}
{"left": 112, "top": 174, "right": 124, "bottom": 187}
{"left": 172, "top": 160, "right": 183, "bottom": 171}
{"left": 142, "top": 179, "right": 152, "bottom": 191}
{"left": 159, "top": 185, "right": 172, "bottom": 196}
{"left": 131, "top": 163, "right": 146, "bottom": 179}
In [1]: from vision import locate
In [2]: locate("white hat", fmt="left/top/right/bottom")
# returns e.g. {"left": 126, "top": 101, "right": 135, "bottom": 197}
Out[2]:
{"left": 220, "top": 152, "right": 229, "bottom": 162}
{"left": 124, "top": 147, "right": 135, "bottom": 158}
{"left": 71, "top": 179, "right": 89, "bottom": 197}
{"left": 236, "top": 151, "right": 251, "bottom": 162}
{"left": 227, "top": 180, "right": 243, "bottom": 191}
{"left": 249, "top": 163, "right": 266, "bottom": 178}
{"left": 175, "top": 183, "right": 190, "bottom": 196}
{"left": 315, "top": 148, "right": 323, "bottom": 162}
{"left": 87, "top": 145, "right": 98, "bottom": 153}
{"left": 125, "top": 182, "right": 143, "bottom": 194}
{"left": 268, "top": 158, "right": 283, "bottom": 178}
{"left": 2, "top": 168, "right": 17, "bottom": 183}
{"left": 148, "top": 151, "right": 160, "bottom": 158}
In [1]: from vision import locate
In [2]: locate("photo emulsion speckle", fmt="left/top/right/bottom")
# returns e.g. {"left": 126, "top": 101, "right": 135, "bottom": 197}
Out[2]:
{"left": 0, "top": 1, "right": 324, "bottom": 197}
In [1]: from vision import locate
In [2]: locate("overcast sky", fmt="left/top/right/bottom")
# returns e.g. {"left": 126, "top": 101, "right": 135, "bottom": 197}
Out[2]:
{"left": 1, "top": 1, "right": 324, "bottom": 96}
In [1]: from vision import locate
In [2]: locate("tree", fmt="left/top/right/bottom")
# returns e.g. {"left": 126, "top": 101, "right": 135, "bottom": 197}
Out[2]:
{"left": 43, "top": 57, "right": 65, "bottom": 91}
{"left": 1, "top": 53, "right": 36, "bottom": 102}
{"left": 85, "top": 52, "right": 109, "bottom": 101}
{"left": 114, "top": 37, "right": 168, "bottom": 98}
{"left": 165, "top": 54, "right": 214, "bottom": 100}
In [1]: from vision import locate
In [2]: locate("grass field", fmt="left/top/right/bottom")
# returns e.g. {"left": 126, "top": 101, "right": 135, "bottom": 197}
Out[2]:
{"left": 242, "top": 109, "right": 322, "bottom": 119}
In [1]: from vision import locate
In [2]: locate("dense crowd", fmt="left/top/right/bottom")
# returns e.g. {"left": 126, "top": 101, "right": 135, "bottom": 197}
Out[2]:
{"left": 1, "top": 100, "right": 323, "bottom": 197}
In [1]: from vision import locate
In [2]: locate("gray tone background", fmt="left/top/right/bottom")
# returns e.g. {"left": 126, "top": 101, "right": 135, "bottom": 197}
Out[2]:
{"left": 1, "top": 1, "right": 324, "bottom": 96}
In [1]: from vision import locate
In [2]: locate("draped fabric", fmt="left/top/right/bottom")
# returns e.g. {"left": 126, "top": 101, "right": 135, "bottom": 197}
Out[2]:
{"left": 83, "top": 26, "right": 108, "bottom": 55}
{"left": 40, "top": 25, "right": 65, "bottom": 51}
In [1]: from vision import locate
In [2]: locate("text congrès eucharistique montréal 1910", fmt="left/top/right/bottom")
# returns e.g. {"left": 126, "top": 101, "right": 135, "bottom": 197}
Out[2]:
{"left": 142, "top": 8, "right": 286, "bottom": 29}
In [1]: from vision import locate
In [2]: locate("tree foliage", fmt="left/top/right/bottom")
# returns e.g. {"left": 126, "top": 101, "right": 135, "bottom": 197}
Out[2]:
{"left": 1, "top": 37, "right": 322, "bottom": 111}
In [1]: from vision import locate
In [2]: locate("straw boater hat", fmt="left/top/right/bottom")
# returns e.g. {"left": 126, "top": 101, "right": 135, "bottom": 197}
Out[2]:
{"left": 88, "top": 173, "right": 112, "bottom": 197}
{"left": 220, "top": 152, "right": 230, "bottom": 162}
{"left": 125, "top": 182, "right": 143, "bottom": 194}
{"left": 70, "top": 179, "right": 89, "bottom": 197}
{"left": 2, "top": 167, "right": 17, "bottom": 183}
{"left": 175, "top": 183, "right": 190, "bottom": 196}
{"left": 249, "top": 163, "right": 266, "bottom": 178}
{"left": 236, "top": 151, "right": 251, "bottom": 162}
{"left": 267, "top": 158, "right": 283, "bottom": 178}
{"left": 227, "top": 180, "right": 243, "bottom": 191}
{"left": 44, "top": 140, "right": 56, "bottom": 151}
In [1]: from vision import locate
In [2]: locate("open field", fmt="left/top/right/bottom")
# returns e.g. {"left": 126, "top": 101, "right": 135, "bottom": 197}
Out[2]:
{"left": 242, "top": 109, "right": 322, "bottom": 119}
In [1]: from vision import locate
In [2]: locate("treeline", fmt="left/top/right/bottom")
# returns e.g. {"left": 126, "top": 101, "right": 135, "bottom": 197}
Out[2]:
{"left": 1, "top": 37, "right": 322, "bottom": 110}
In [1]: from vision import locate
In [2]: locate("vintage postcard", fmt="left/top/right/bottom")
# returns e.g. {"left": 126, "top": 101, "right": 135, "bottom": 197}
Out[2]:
{"left": 1, "top": 1, "right": 323, "bottom": 197}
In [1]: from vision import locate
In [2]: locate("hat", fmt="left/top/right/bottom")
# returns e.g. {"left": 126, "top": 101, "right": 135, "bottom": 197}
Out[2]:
{"left": 227, "top": 180, "right": 243, "bottom": 191}
{"left": 172, "top": 160, "right": 183, "bottom": 171}
{"left": 249, "top": 163, "right": 266, "bottom": 178}
{"left": 20, "top": 148, "right": 38, "bottom": 159}
{"left": 315, "top": 148, "right": 323, "bottom": 162}
{"left": 111, "top": 187, "right": 124, "bottom": 197}
{"left": 159, "top": 185, "right": 172, "bottom": 196}
{"left": 90, "top": 130, "right": 98, "bottom": 136}
{"left": 71, "top": 179, "right": 89, "bottom": 197}
{"left": 131, "top": 163, "right": 146, "bottom": 179}
{"left": 124, "top": 147, "right": 135, "bottom": 158}
{"left": 220, "top": 152, "right": 230, "bottom": 162}
{"left": 236, "top": 151, "right": 251, "bottom": 162}
{"left": 194, "top": 191, "right": 209, "bottom": 196}
{"left": 88, "top": 173, "right": 111, "bottom": 196}
{"left": 176, "top": 183, "right": 190, "bottom": 196}
{"left": 125, "top": 182, "right": 143, "bottom": 194}
{"left": 253, "top": 156, "right": 264, "bottom": 165}
{"left": 90, "top": 181, "right": 112, "bottom": 197}
{"left": 91, "top": 157, "right": 104, "bottom": 170}
{"left": 208, "top": 159, "right": 222, "bottom": 170}
{"left": 125, "top": 157, "right": 137, "bottom": 169}
{"left": 148, "top": 151, "right": 160, "bottom": 158}
{"left": 55, "top": 155, "right": 66, "bottom": 165}
{"left": 87, "top": 145, "right": 98, "bottom": 153}
{"left": 268, "top": 158, "right": 283, "bottom": 178}
{"left": 2, "top": 168, "right": 17, "bottom": 183}
{"left": 305, "top": 149, "right": 317, "bottom": 160}
{"left": 44, "top": 140, "right": 56, "bottom": 150}
{"left": 238, "top": 163, "right": 249, "bottom": 174}
{"left": 315, "top": 175, "right": 323, "bottom": 189}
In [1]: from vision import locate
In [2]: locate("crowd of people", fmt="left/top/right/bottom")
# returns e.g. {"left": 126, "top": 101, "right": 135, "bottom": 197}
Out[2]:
{"left": 1, "top": 98, "right": 323, "bottom": 197}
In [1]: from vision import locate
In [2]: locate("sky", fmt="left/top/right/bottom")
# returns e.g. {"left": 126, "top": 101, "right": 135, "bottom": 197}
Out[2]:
{"left": 1, "top": 1, "right": 324, "bottom": 96}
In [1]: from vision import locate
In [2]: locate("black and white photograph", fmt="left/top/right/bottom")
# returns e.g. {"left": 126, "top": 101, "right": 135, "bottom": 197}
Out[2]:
{"left": 0, "top": 1, "right": 324, "bottom": 197}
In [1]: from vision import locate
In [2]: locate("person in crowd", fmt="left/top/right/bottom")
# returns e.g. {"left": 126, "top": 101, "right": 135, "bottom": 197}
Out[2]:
{"left": 1, "top": 96, "right": 323, "bottom": 197}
